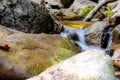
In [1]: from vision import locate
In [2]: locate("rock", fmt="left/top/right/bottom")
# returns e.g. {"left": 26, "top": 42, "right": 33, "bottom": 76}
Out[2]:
{"left": 108, "top": 46, "right": 120, "bottom": 68}
{"left": 112, "top": 25, "right": 120, "bottom": 44}
{"left": 112, "top": 50, "right": 120, "bottom": 68}
{"left": 54, "top": 21, "right": 64, "bottom": 34}
{"left": 107, "top": 0, "right": 120, "bottom": 26}
{"left": 69, "top": 0, "right": 96, "bottom": 14}
{"left": 31, "top": 0, "right": 40, "bottom": 4}
{"left": 86, "top": 21, "right": 113, "bottom": 48}
{"left": 0, "top": 0, "right": 54, "bottom": 33}
{"left": 106, "top": 45, "right": 120, "bottom": 77}
{"left": 0, "top": 25, "right": 80, "bottom": 80}
{"left": 44, "top": 0, "right": 74, "bottom": 9}
{"left": 27, "top": 49, "right": 115, "bottom": 80}
{"left": 44, "top": 0, "right": 64, "bottom": 9}
{"left": 0, "top": 57, "right": 31, "bottom": 80}
{"left": 54, "top": 0, "right": 98, "bottom": 21}
{"left": 108, "top": 0, "right": 120, "bottom": 18}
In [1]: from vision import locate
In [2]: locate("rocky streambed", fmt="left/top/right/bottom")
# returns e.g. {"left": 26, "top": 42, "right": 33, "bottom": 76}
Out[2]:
{"left": 0, "top": 0, "right": 120, "bottom": 80}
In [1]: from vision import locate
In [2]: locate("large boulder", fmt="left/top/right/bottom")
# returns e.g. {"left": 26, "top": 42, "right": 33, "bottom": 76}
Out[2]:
{"left": 0, "top": 25, "right": 80, "bottom": 80}
{"left": 27, "top": 49, "right": 115, "bottom": 80}
{"left": 0, "top": 0, "right": 54, "bottom": 33}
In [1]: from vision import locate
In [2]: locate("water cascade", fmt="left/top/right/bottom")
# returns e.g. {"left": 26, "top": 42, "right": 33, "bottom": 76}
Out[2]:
{"left": 60, "top": 22, "right": 112, "bottom": 51}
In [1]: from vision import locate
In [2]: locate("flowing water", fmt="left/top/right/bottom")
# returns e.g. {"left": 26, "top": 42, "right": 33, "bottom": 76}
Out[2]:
{"left": 60, "top": 27, "right": 102, "bottom": 51}
{"left": 60, "top": 22, "right": 112, "bottom": 51}
{"left": 59, "top": 21, "right": 120, "bottom": 80}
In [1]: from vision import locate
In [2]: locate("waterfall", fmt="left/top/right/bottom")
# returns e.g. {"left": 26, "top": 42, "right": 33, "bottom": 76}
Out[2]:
{"left": 60, "top": 26, "right": 103, "bottom": 51}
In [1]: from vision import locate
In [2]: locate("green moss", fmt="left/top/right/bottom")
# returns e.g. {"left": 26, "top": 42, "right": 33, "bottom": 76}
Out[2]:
{"left": 107, "top": 5, "right": 112, "bottom": 18}
{"left": 26, "top": 63, "right": 47, "bottom": 76}
{"left": 51, "top": 48, "right": 75, "bottom": 64}
{"left": 62, "top": 38, "right": 80, "bottom": 53}
{"left": 81, "top": 8, "right": 93, "bottom": 16}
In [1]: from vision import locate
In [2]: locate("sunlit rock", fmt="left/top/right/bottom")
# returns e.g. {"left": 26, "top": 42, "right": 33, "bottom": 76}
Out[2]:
{"left": 27, "top": 49, "right": 115, "bottom": 80}
{"left": 0, "top": 25, "right": 80, "bottom": 80}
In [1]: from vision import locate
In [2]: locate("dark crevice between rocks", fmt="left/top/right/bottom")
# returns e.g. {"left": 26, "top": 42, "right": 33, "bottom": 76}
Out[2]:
{"left": 51, "top": 5, "right": 61, "bottom": 10}
{"left": 61, "top": 0, "right": 74, "bottom": 8}
{"left": 101, "top": 25, "right": 113, "bottom": 49}
{"left": 91, "top": 0, "right": 98, "bottom": 3}
{"left": 105, "top": 49, "right": 114, "bottom": 57}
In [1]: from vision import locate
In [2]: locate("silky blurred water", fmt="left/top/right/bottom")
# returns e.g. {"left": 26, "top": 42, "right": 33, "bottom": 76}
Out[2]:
{"left": 60, "top": 26, "right": 103, "bottom": 51}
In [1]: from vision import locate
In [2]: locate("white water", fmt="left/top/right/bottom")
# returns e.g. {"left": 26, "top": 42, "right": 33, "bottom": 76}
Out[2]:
{"left": 60, "top": 26, "right": 104, "bottom": 51}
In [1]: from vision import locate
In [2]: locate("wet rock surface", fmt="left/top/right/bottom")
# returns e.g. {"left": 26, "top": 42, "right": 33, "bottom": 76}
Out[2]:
{"left": 86, "top": 21, "right": 113, "bottom": 48}
{"left": 27, "top": 49, "right": 115, "bottom": 80}
{"left": 0, "top": 0, "right": 54, "bottom": 33}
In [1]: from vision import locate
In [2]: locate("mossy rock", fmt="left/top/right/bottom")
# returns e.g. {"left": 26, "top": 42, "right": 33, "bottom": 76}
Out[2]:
{"left": 0, "top": 26, "right": 80, "bottom": 78}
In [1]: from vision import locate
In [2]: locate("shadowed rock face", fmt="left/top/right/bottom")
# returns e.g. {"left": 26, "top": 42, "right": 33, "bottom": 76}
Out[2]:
{"left": 0, "top": 0, "right": 54, "bottom": 33}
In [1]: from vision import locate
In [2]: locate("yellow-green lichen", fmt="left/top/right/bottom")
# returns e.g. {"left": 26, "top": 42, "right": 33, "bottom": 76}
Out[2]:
{"left": 50, "top": 48, "right": 76, "bottom": 64}
{"left": 26, "top": 63, "right": 47, "bottom": 76}
{"left": 81, "top": 8, "right": 93, "bottom": 16}
{"left": 62, "top": 38, "right": 80, "bottom": 53}
{"left": 107, "top": 5, "right": 112, "bottom": 18}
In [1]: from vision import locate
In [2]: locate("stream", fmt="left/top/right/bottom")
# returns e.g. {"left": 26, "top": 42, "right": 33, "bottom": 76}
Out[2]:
{"left": 60, "top": 21, "right": 112, "bottom": 51}
{"left": 60, "top": 22, "right": 120, "bottom": 80}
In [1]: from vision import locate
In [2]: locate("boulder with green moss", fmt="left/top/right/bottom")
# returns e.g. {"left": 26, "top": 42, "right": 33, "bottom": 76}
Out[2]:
{"left": 0, "top": 25, "right": 80, "bottom": 80}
